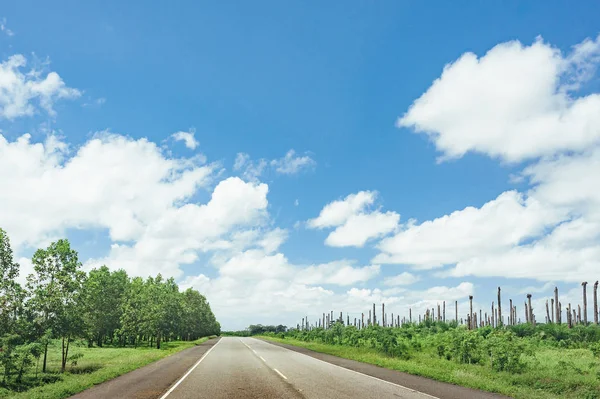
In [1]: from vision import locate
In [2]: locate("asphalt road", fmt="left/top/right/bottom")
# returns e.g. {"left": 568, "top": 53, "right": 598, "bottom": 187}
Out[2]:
{"left": 72, "top": 337, "right": 509, "bottom": 399}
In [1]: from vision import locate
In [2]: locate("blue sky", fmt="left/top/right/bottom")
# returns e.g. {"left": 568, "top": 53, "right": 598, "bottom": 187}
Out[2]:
{"left": 1, "top": 2, "right": 600, "bottom": 329}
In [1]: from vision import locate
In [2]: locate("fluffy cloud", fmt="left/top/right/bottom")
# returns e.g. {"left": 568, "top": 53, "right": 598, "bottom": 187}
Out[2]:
{"left": 270, "top": 149, "right": 316, "bottom": 175}
{"left": 382, "top": 35, "right": 600, "bottom": 283}
{"left": 383, "top": 272, "right": 420, "bottom": 286}
{"left": 375, "top": 191, "right": 564, "bottom": 268}
{"left": 171, "top": 130, "right": 199, "bottom": 149}
{"left": 398, "top": 35, "right": 600, "bottom": 162}
{"left": 0, "top": 132, "right": 215, "bottom": 249}
{"left": 0, "top": 54, "right": 80, "bottom": 119}
{"left": 308, "top": 191, "right": 399, "bottom": 247}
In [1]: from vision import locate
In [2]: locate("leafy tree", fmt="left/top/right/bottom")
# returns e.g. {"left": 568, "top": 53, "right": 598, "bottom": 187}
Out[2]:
{"left": 27, "top": 239, "right": 86, "bottom": 373}
{"left": 0, "top": 228, "right": 23, "bottom": 337}
{"left": 81, "top": 266, "right": 129, "bottom": 347}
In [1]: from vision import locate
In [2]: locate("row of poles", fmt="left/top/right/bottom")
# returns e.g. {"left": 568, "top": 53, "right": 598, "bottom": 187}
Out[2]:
{"left": 296, "top": 282, "right": 600, "bottom": 331}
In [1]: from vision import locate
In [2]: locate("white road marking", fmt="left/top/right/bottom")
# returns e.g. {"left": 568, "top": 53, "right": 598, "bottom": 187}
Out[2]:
{"left": 159, "top": 338, "right": 222, "bottom": 399}
{"left": 260, "top": 356, "right": 266, "bottom": 362}
{"left": 273, "top": 368, "right": 288, "bottom": 380}
{"left": 251, "top": 338, "right": 439, "bottom": 399}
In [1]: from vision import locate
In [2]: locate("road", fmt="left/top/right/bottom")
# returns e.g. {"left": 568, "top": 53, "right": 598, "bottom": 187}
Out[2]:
{"left": 72, "top": 337, "right": 509, "bottom": 399}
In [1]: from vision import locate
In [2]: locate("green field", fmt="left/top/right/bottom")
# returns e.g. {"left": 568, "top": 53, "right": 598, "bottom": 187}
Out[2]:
{"left": 259, "top": 324, "right": 600, "bottom": 399}
{"left": 0, "top": 337, "right": 214, "bottom": 399}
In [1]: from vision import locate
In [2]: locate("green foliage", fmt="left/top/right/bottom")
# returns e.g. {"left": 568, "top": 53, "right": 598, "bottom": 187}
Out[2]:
{"left": 0, "top": 227, "right": 220, "bottom": 396}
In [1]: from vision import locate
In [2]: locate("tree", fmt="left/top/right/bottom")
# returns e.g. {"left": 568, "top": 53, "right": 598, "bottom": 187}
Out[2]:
{"left": 81, "top": 266, "right": 129, "bottom": 347}
{"left": 0, "top": 228, "right": 22, "bottom": 337}
{"left": 27, "top": 239, "right": 86, "bottom": 373}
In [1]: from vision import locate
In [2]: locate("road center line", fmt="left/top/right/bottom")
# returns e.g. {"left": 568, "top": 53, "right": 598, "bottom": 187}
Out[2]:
{"left": 259, "top": 355, "right": 266, "bottom": 362}
{"left": 252, "top": 338, "right": 439, "bottom": 399}
{"left": 273, "top": 368, "right": 288, "bottom": 380}
{"left": 159, "top": 338, "right": 222, "bottom": 399}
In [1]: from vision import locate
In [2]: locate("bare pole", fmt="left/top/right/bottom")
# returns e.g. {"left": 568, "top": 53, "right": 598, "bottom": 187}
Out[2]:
{"left": 554, "top": 287, "right": 560, "bottom": 324}
{"left": 527, "top": 294, "right": 533, "bottom": 324}
{"left": 509, "top": 299, "right": 513, "bottom": 325}
{"left": 469, "top": 296, "right": 474, "bottom": 330}
{"left": 550, "top": 298, "right": 554, "bottom": 323}
{"left": 582, "top": 282, "right": 588, "bottom": 325}
{"left": 443, "top": 301, "right": 446, "bottom": 323}
{"left": 373, "top": 303, "right": 376, "bottom": 326}
{"left": 595, "top": 281, "right": 599, "bottom": 325}
{"left": 455, "top": 301, "right": 458, "bottom": 323}
{"left": 497, "top": 287, "right": 502, "bottom": 327}
{"left": 382, "top": 303, "right": 385, "bottom": 327}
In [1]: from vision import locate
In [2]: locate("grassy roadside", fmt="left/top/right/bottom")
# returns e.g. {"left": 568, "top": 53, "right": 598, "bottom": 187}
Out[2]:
{"left": 259, "top": 336, "right": 600, "bottom": 399}
{"left": 1, "top": 336, "right": 217, "bottom": 399}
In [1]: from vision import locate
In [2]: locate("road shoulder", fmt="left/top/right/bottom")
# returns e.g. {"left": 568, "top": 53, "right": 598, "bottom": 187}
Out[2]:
{"left": 258, "top": 338, "right": 509, "bottom": 399}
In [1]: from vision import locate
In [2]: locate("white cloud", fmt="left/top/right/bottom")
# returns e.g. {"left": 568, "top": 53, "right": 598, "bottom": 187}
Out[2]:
{"left": 296, "top": 262, "right": 380, "bottom": 286}
{"left": 375, "top": 191, "right": 564, "bottom": 269}
{"left": 1, "top": 18, "right": 14, "bottom": 37}
{"left": 270, "top": 149, "right": 316, "bottom": 175}
{"left": 308, "top": 191, "right": 399, "bottom": 247}
{"left": 233, "top": 152, "right": 267, "bottom": 182}
{"left": 0, "top": 55, "right": 80, "bottom": 119}
{"left": 171, "top": 130, "right": 199, "bottom": 149}
{"left": 383, "top": 272, "right": 420, "bottom": 286}
{"left": 398, "top": 34, "right": 600, "bottom": 162}
{"left": 326, "top": 211, "right": 400, "bottom": 247}
{"left": 0, "top": 132, "right": 215, "bottom": 250}
{"left": 308, "top": 191, "right": 376, "bottom": 229}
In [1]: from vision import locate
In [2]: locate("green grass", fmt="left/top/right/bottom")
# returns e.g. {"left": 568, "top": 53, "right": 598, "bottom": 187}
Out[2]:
{"left": 0, "top": 336, "right": 216, "bottom": 399}
{"left": 259, "top": 336, "right": 600, "bottom": 399}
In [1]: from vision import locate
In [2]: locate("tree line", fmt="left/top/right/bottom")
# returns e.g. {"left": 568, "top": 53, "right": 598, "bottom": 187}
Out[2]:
{"left": 0, "top": 228, "right": 220, "bottom": 384}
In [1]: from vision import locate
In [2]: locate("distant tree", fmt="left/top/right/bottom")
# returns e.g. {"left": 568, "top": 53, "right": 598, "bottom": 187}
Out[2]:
{"left": 81, "top": 266, "right": 129, "bottom": 347}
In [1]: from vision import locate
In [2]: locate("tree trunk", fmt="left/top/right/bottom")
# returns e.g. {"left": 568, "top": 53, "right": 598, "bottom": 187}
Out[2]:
{"left": 42, "top": 342, "right": 48, "bottom": 373}
{"left": 555, "top": 287, "right": 560, "bottom": 324}
{"left": 497, "top": 287, "right": 502, "bottom": 327}
{"left": 156, "top": 332, "right": 161, "bottom": 349}
{"left": 469, "top": 296, "right": 474, "bottom": 330}
{"left": 594, "top": 281, "right": 599, "bottom": 325}
{"left": 582, "top": 282, "right": 588, "bottom": 325}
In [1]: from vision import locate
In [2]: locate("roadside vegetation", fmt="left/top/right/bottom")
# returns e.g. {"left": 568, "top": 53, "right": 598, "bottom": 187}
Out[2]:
{"left": 0, "top": 228, "right": 220, "bottom": 398}
{"left": 258, "top": 321, "right": 600, "bottom": 399}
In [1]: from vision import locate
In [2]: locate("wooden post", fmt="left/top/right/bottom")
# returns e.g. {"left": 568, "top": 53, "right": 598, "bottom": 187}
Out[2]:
{"left": 331, "top": 311, "right": 334, "bottom": 326}
{"left": 479, "top": 309, "right": 482, "bottom": 328}
{"left": 443, "top": 301, "right": 446, "bottom": 322}
{"left": 527, "top": 294, "right": 533, "bottom": 324}
{"left": 491, "top": 302, "right": 495, "bottom": 328}
{"left": 558, "top": 302, "right": 562, "bottom": 324}
{"left": 525, "top": 301, "right": 529, "bottom": 323}
{"left": 361, "top": 313, "right": 364, "bottom": 329}
{"left": 509, "top": 299, "right": 513, "bottom": 325}
{"left": 582, "top": 282, "right": 588, "bottom": 325}
{"left": 437, "top": 304, "right": 441, "bottom": 321}
{"left": 391, "top": 313, "right": 394, "bottom": 327}
{"left": 554, "top": 287, "right": 560, "bottom": 324}
{"left": 382, "top": 303, "right": 385, "bottom": 327}
{"left": 368, "top": 310, "right": 371, "bottom": 326}
{"left": 550, "top": 298, "right": 554, "bottom": 323}
{"left": 578, "top": 305, "right": 581, "bottom": 324}
{"left": 373, "top": 303, "right": 376, "bottom": 326}
{"left": 397, "top": 314, "right": 400, "bottom": 327}
{"left": 497, "top": 287, "right": 502, "bottom": 327}
{"left": 546, "top": 300, "right": 551, "bottom": 324}
{"left": 594, "top": 281, "right": 599, "bottom": 325}
{"left": 347, "top": 314, "right": 350, "bottom": 326}
{"left": 323, "top": 313, "right": 325, "bottom": 329}
{"left": 409, "top": 308, "right": 412, "bottom": 323}
{"left": 455, "top": 301, "right": 458, "bottom": 322}
{"left": 469, "top": 296, "right": 474, "bottom": 330}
